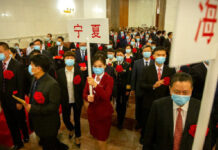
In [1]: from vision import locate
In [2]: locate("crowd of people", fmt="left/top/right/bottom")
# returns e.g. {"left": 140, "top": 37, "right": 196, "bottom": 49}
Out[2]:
{"left": 0, "top": 26, "right": 217, "bottom": 150}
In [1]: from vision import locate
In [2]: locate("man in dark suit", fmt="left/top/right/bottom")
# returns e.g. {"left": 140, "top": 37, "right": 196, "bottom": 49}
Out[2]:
{"left": 0, "top": 42, "right": 29, "bottom": 150}
{"left": 143, "top": 72, "right": 212, "bottom": 150}
{"left": 113, "top": 48, "right": 132, "bottom": 129}
{"left": 189, "top": 62, "right": 208, "bottom": 100}
{"left": 33, "top": 39, "right": 51, "bottom": 58}
{"left": 131, "top": 45, "right": 154, "bottom": 129}
{"left": 44, "top": 33, "right": 55, "bottom": 49}
{"left": 160, "top": 30, "right": 166, "bottom": 46}
{"left": 140, "top": 46, "right": 176, "bottom": 143}
{"left": 24, "top": 54, "right": 68, "bottom": 150}
{"left": 49, "top": 36, "right": 69, "bottom": 70}
{"left": 56, "top": 51, "right": 84, "bottom": 147}
{"left": 163, "top": 32, "right": 173, "bottom": 65}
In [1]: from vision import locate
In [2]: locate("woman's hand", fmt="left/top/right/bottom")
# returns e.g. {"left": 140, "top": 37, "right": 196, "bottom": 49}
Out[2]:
{"left": 87, "top": 77, "right": 97, "bottom": 88}
{"left": 88, "top": 95, "right": 94, "bottom": 103}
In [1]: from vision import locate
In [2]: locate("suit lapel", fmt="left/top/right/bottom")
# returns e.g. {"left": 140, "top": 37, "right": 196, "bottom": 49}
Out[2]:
{"left": 165, "top": 99, "right": 174, "bottom": 144}
{"left": 161, "top": 65, "right": 168, "bottom": 79}
{"left": 7, "top": 58, "right": 14, "bottom": 71}
{"left": 151, "top": 64, "right": 158, "bottom": 81}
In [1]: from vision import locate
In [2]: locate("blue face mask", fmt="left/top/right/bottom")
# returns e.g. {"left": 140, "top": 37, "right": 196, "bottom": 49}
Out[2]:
{"left": 126, "top": 49, "right": 131, "bottom": 53}
{"left": 56, "top": 41, "right": 61, "bottom": 46}
{"left": 151, "top": 46, "right": 156, "bottom": 50}
{"left": 45, "top": 37, "right": 50, "bottom": 41}
{"left": 131, "top": 41, "right": 135, "bottom": 46}
{"left": 107, "top": 45, "right": 112, "bottom": 49}
{"left": 107, "top": 54, "right": 114, "bottom": 59}
{"left": 9, "top": 54, "right": 13, "bottom": 58}
{"left": 155, "top": 57, "right": 166, "bottom": 64}
{"left": 126, "top": 36, "right": 129, "bottom": 39}
{"left": 80, "top": 46, "right": 87, "bottom": 51}
{"left": 116, "top": 56, "right": 124, "bottom": 62}
{"left": 93, "top": 67, "right": 104, "bottom": 75}
{"left": 136, "top": 38, "right": 140, "bottom": 42}
{"left": 148, "top": 40, "right": 152, "bottom": 43}
{"left": 171, "top": 94, "right": 191, "bottom": 106}
{"left": 28, "top": 65, "right": 33, "bottom": 75}
{"left": 0, "top": 53, "right": 6, "bottom": 61}
{"left": 143, "top": 52, "right": 151, "bottom": 58}
{"left": 34, "top": 45, "right": 40, "bottom": 50}
{"left": 15, "top": 46, "right": 19, "bottom": 49}
{"left": 65, "top": 59, "right": 75, "bottom": 66}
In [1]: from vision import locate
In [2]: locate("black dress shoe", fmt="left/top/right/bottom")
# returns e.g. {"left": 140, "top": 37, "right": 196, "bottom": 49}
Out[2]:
{"left": 11, "top": 144, "right": 24, "bottom": 150}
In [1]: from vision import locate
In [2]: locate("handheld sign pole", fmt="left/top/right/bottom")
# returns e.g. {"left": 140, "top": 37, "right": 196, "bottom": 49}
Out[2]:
{"left": 192, "top": 51, "right": 218, "bottom": 150}
{"left": 86, "top": 37, "right": 93, "bottom": 96}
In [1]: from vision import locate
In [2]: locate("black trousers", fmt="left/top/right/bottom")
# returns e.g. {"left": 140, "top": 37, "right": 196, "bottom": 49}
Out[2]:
{"left": 116, "top": 89, "right": 129, "bottom": 126}
{"left": 1, "top": 101, "right": 29, "bottom": 146}
{"left": 40, "top": 136, "right": 67, "bottom": 150}
{"left": 62, "top": 103, "right": 81, "bottom": 137}
{"left": 135, "top": 95, "right": 143, "bottom": 127}
{"left": 141, "top": 108, "right": 151, "bottom": 139}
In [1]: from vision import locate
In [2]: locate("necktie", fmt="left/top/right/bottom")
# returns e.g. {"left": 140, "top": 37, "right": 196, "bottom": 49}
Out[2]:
{"left": 145, "top": 61, "right": 148, "bottom": 67}
{"left": 2, "top": 62, "right": 6, "bottom": 92}
{"left": 158, "top": 68, "right": 162, "bottom": 80}
{"left": 174, "top": 108, "right": 183, "bottom": 150}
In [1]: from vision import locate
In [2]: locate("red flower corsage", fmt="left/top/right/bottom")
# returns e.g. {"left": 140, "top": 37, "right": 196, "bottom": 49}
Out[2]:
{"left": 79, "top": 63, "right": 87, "bottom": 68}
{"left": 122, "top": 36, "right": 125, "bottom": 39}
{"left": 73, "top": 75, "right": 81, "bottom": 85}
{"left": 150, "top": 55, "right": 154, "bottom": 60}
{"left": 53, "top": 56, "right": 63, "bottom": 60}
{"left": 163, "top": 77, "right": 170, "bottom": 86}
{"left": 139, "top": 44, "right": 142, "bottom": 48}
{"left": 59, "top": 50, "right": 64, "bottom": 55}
{"left": 132, "top": 48, "right": 137, "bottom": 53}
{"left": 189, "top": 125, "right": 209, "bottom": 137}
{"left": 13, "top": 90, "right": 18, "bottom": 95}
{"left": 98, "top": 46, "right": 103, "bottom": 51}
{"left": 33, "top": 92, "right": 45, "bottom": 104}
{"left": 117, "top": 39, "right": 120, "bottom": 43}
{"left": 116, "top": 65, "right": 124, "bottom": 73}
{"left": 85, "top": 55, "right": 87, "bottom": 61}
{"left": 126, "top": 58, "right": 132, "bottom": 64}
{"left": 76, "top": 43, "right": 80, "bottom": 48}
{"left": 47, "top": 43, "right": 51, "bottom": 47}
{"left": 3, "top": 70, "right": 14, "bottom": 80}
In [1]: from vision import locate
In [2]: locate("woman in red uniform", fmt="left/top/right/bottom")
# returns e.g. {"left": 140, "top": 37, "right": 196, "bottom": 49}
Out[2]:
{"left": 83, "top": 54, "right": 114, "bottom": 150}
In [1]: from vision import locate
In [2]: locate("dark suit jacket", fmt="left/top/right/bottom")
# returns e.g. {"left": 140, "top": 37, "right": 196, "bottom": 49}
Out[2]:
{"left": 131, "top": 59, "right": 154, "bottom": 97}
{"left": 29, "top": 73, "right": 60, "bottom": 138}
{"left": 160, "top": 36, "right": 165, "bottom": 46}
{"left": 140, "top": 64, "right": 176, "bottom": 108}
{"left": 0, "top": 59, "right": 24, "bottom": 109}
{"left": 163, "top": 38, "right": 171, "bottom": 52}
{"left": 143, "top": 97, "right": 212, "bottom": 150}
{"left": 56, "top": 64, "right": 84, "bottom": 108}
{"left": 49, "top": 46, "right": 69, "bottom": 57}
{"left": 190, "top": 63, "right": 207, "bottom": 100}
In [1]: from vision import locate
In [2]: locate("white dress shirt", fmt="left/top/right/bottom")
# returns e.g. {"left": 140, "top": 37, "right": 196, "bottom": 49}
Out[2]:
{"left": 106, "top": 58, "right": 116, "bottom": 65}
{"left": 173, "top": 101, "right": 189, "bottom": 133}
{"left": 155, "top": 64, "right": 164, "bottom": 76}
{"left": 65, "top": 67, "right": 75, "bottom": 104}
{"left": 144, "top": 58, "right": 151, "bottom": 66}
{"left": 3, "top": 57, "right": 12, "bottom": 70}
{"left": 94, "top": 72, "right": 104, "bottom": 84}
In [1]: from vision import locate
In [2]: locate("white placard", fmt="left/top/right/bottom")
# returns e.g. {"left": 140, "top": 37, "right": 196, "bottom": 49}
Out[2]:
{"left": 169, "top": 0, "right": 218, "bottom": 67}
{"left": 68, "top": 18, "right": 109, "bottom": 44}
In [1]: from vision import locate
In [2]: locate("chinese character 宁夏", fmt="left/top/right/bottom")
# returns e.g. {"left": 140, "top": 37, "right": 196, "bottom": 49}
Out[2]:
{"left": 195, "top": 0, "right": 217, "bottom": 44}
{"left": 91, "top": 24, "right": 101, "bottom": 38}
{"left": 74, "top": 24, "right": 83, "bottom": 38}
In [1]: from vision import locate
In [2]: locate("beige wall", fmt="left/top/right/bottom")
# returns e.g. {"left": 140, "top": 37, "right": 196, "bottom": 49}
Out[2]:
{"left": 128, "top": 0, "right": 157, "bottom": 27}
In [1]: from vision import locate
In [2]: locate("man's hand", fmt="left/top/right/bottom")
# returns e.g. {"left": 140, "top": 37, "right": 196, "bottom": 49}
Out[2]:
{"left": 16, "top": 103, "right": 23, "bottom": 110}
{"left": 88, "top": 95, "right": 94, "bottom": 103}
{"left": 87, "top": 77, "right": 97, "bottom": 88}
{"left": 80, "top": 67, "right": 87, "bottom": 71}
{"left": 153, "top": 80, "right": 164, "bottom": 89}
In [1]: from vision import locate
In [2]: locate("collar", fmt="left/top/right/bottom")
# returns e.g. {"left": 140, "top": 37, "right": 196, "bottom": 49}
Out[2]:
{"left": 65, "top": 67, "right": 74, "bottom": 73}
{"left": 95, "top": 72, "right": 104, "bottom": 80}
{"left": 155, "top": 63, "right": 164, "bottom": 71}
{"left": 143, "top": 58, "right": 151, "bottom": 64}
{"left": 173, "top": 100, "right": 189, "bottom": 112}
{"left": 3, "top": 57, "right": 12, "bottom": 67}
{"left": 35, "top": 73, "right": 47, "bottom": 82}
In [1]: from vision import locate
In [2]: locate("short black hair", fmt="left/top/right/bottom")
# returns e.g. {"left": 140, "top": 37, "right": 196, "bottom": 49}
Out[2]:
{"left": 64, "top": 51, "right": 75, "bottom": 59}
{"left": 9, "top": 47, "right": 17, "bottom": 54}
{"left": 29, "top": 42, "right": 34, "bottom": 46}
{"left": 142, "top": 45, "right": 152, "bottom": 50}
{"left": 48, "top": 33, "right": 52, "bottom": 37}
{"left": 58, "top": 36, "right": 64, "bottom": 42}
{"left": 34, "top": 39, "right": 43, "bottom": 45}
{"left": 170, "top": 72, "right": 193, "bottom": 87}
{"left": 92, "top": 53, "right": 106, "bottom": 65}
{"left": 107, "top": 48, "right": 115, "bottom": 53}
{"left": 162, "top": 30, "right": 166, "bottom": 34}
{"left": 30, "top": 54, "right": 50, "bottom": 72}
{"left": 168, "top": 32, "right": 173, "bottom": 37}
{"left": 116, "top": 48, "right": 125, "bottom": 54}
{"left": 0, "top": 42, "right": 9, "bottom": 50}
{"left": 153, "top": 46, "right": 167, "bottom": 53}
